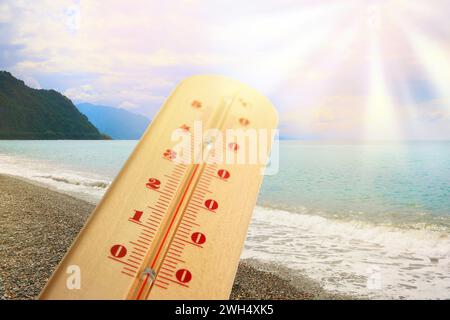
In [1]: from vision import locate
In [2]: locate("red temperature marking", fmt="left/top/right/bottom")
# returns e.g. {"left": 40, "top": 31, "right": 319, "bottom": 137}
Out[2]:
{"left": 136, "top": 164, "right": 200, "bottom": 300}
{"left": 191, "top": 232, "right": 206, "bottom": 245}
{"left": 239, "top": 118, "right": 250, "bottom": 126}
{"left": 191, "top": 100, "right": 202, "bottom": 109}
{"left": 130, "top": 210, "right": 143, "bottom": 222}
{"left": 175, "top": 269, "right": 192, "bottom": 283}
{"left": 217, "top": 169, "right": 230, "bottom": 180}
{"left": 110, "top": 244, "right": 127, "bottom": 258}
{"left": 180, "top": 124, "right": 190, "bottom": 132}
{"left": 228, "top": 142, "right": 239, "bottom": 151}
{"left": 163, "top": 149, "right": 177, "bottom": 160}
{"left": 146, "top": 178, "right": 161, "bottom": 190}
{"left": 204, "top": 199, "right": 218, "bottom": 211}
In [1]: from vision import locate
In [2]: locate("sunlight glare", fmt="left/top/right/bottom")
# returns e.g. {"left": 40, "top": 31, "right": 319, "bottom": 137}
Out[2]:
{"left": 364, "top": 4, "right": 402, "bottom": 141}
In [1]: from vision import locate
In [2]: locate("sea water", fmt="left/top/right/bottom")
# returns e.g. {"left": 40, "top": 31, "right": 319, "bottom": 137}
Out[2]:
{"left": 0, "top": 140, "right": 449, "bottom": 299}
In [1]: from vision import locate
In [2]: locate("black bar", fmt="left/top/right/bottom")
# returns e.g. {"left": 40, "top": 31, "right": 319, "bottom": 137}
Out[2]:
{"left": 1, "top": 300, "right": 448, "bottom": 319}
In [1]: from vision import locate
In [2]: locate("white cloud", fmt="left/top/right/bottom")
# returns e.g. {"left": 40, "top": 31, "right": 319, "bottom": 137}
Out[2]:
{"left": 64, "top": 5, "right": 81, "bottom": 31}
{"left": 0, "top": 3, "right": 13, "bottom": 23}
{"left": 1, "top": 0, "right": 450, "bottom": 138}
{"left": 64, "top": 84, "right": 97, "bottom": 102}
{"left": 281, "top": 95, "right": 366, "bottom": 139}
{"left": 415, "top": 99, "right": 450, "bottom": 122}
{"left": 23, "top": 76, "right": 41, "bottom": 89}
{"left": 64, "top": 82, "right": 166, "bottom": 112}
{"left": 118, "top": 101, "right": 138, "bottom": 109}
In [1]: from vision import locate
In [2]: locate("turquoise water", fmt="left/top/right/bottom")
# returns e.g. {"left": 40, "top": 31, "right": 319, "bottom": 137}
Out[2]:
{"left": 1, "top": 140, "right": 449, "bottom": 228}
{"left": 1, "top": 140, "right": 449, "bottom": 299}
{"left": 0, "top": 140, "right": 134, "bottom": 177}
{"left": 260, "top": 141, "right": 450, "bottom": 230}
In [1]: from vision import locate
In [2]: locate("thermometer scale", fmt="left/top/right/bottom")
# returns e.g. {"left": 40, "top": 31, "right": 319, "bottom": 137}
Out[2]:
{"left": 40, "top": 75, "right": 278, "bottom": 299}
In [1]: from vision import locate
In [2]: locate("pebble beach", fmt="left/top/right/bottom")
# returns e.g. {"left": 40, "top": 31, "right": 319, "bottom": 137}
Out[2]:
{"left": 0, "top": 173, "right": 349, "bottom": 300}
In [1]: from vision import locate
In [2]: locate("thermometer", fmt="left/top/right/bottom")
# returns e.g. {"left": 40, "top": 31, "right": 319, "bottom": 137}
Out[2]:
{"left": 39, "top": 75, "right": 278, "bottom": 299}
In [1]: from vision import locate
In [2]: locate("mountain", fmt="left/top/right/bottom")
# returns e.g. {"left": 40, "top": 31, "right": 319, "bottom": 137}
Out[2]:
{"left": 0, "top": 71, "right": 107, "bottom": 139}
{"left": 76, "top": 103, "right": 150, "bottom": 140}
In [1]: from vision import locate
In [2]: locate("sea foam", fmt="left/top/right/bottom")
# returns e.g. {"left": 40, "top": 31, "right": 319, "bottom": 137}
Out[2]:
{"left": 1, "top": 150, "right": 449, "bottom": 299}
{"left": 243, "top": 206, "right": 450, "bottom": 299}
{"left": 0, "top": 154, "right": 108, "bottom": 202}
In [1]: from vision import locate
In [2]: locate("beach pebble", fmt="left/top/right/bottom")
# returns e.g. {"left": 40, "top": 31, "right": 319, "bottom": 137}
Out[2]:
{"left": 0, "top": 174, "right": 351, "bottom": 300}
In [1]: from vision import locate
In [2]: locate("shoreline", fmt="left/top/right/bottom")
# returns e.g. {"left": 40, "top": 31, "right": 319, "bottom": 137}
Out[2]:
{"left": 0, "top": 173, "right": 353, "bottom": 300}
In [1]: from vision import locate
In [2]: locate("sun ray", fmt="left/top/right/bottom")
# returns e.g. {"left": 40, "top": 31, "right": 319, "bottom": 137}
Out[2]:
{"left": 390, "top": 65, "right": 430, "bottom": 141}
{"left": 210, "top": 1, "right": 360, "bottom": 94}
{"left": 394, "top": 18, "right": 450, "bottom": 104}
{"left": 363, "top": 4, "right": 403, "bottom": 141}
{"left": 279, "top": 6, "right": 363, "bottom": 93}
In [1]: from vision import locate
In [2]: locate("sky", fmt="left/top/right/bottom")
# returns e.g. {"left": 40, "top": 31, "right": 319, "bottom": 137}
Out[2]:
{"left": 0, "top": 0, "right": 449, "bottom": 140}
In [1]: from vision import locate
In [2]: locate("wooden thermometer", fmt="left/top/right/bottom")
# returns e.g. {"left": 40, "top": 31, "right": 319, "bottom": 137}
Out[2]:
{"left": 40, "top": 75, "right": 278, "bottom": 299}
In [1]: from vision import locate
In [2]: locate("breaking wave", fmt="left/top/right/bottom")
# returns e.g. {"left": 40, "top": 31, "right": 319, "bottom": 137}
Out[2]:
{"left": 37, "top": 175, "right": 110, "bottom": 189}
{"left": 243, "top": 206, "right": 450, "bottom": 299}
